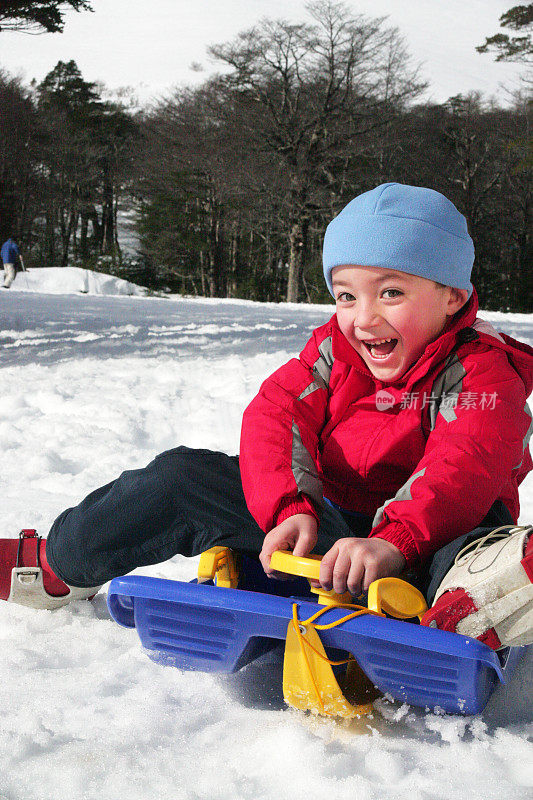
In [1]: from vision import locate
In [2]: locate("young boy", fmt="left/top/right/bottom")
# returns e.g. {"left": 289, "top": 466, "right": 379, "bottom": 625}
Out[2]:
{"left": 1, "top": 183, "right": 532, "bottom": 650}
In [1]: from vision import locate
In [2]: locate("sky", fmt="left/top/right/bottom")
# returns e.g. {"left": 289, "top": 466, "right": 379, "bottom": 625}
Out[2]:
{"left": 0, "top": 0, "right": 526, "bottom": 107}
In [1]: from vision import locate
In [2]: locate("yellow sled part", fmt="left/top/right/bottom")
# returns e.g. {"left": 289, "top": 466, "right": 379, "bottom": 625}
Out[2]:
{"left": 367, "top": 577, "right": 428, "bottom": 621}
{"left": 197, "top": 547, "right": 239, "bottom": 589}
{"left": 272, "top": 552, "right": 428, "bottom": 717}
{"left": 270, "top": 550, "right": 352, "bottom": 605}
{"left": 283, "top": 604, "right": 375, "bottom": 718}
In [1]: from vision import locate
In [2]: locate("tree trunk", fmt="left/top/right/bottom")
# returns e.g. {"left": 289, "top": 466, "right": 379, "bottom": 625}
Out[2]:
{"left": 515, "top": 190, "right": 531, "bottom": 312}
{"left": 80, "top": 213, "right": 89, "bottom": 260}
{"left": 71, "top": 211, "right": 79, "bottom": 258}
{"left": 61, "top": 207, "right": 77, "bottom": 268}
{"left": 207, "top": 195, "right": 221, "bottom": 297}
{"left": 45, "top": 195, "right": 56, "bottom": 266}
{"left": 208, "top": 243, "right": 217, "bottom": 297}
{"left": 199, "top": 250, "right": 207, "bottom": 295}
{"left": 227, "top": 220, "right": 238, "bottom": 298}
{"left": 286, "top": 217, "right": 307, "bottom": 303}
{"left": 101, "top": 162, "right": 115, "bottom": 255}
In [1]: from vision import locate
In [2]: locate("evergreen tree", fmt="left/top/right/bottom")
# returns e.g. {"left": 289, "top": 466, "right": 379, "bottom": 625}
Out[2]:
{"left": 0, "top": 71, "right": 40, "bottom": 242}
{"left": 37, "top": 61, "right": 138, "bottom": 267}
{"left": 0, "top": 1, "right": 92, "bottom": 34}
{"left": 477, "top": 4, "right": 532, "bottom": 64}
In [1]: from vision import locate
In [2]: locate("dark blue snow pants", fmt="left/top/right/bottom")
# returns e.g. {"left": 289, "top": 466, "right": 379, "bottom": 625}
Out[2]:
{"left": 46, "top": 446, "right": 514, "bottom": 604}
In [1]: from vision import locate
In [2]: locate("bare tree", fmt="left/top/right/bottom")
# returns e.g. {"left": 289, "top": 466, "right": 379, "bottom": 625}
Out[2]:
{"left": 209, "top": 0, "right": 426, "bottom": 301}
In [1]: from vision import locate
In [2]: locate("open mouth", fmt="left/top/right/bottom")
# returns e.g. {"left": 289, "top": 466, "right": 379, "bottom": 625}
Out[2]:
{"left": 362, "top": 337, "right": 398, "bottom": 360}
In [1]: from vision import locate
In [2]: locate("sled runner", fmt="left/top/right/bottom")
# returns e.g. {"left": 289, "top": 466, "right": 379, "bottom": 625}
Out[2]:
{"left": 107, "top": 547, "right": 523, "bottom": 717}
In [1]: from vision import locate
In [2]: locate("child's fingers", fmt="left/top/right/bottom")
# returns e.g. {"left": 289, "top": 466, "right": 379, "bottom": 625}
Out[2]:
{"left": 347, "top": 559, "right": 365, "bottom": 597}
{"left": 260, "top": 515, "right": 318, "bottom": 580}
{"left": 263, "top": 542, "right": 293, "bottom": 580}
{"left": 362, "top": 558, "right": 380, "bottom": 592}
{"left": 259, "top": 537, "right": 281, "bottom": 573}
{"left": 259, "top": 546, "right": 284, "bottom": 575}
{"left": 332, "top": 549, "right": 352, "bottom": 595}
{"left": 266, "top": 570, "right": 292, "bottom": 581}
{"left": 292, "top": 529, "right": 317, "bottom": 557}
{"left": 260, "top": 533, "right": 295, "bottom": 578}
{"left": 260, "top": 564, "right": 292, "bottom": 581}
{"left": 319, "top": 545, "right": 338, "bottom": 590}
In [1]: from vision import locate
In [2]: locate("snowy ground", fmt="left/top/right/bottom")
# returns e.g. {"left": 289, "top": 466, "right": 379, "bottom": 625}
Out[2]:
{"left": 0, "top": 269, "right": 532, "bottom": 800}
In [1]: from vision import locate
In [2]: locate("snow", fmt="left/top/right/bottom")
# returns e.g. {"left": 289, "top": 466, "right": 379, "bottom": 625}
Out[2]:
{"left": 9, "top": 266, "right": 147, "bottom": 297}
{"left": 0, "top": 268, "right": 532, "bottom": 800}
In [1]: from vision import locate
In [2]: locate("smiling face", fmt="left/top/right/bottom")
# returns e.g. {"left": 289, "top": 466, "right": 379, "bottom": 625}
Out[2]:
{"left": 332, "top": 265, "right": 469, "bottom": 383}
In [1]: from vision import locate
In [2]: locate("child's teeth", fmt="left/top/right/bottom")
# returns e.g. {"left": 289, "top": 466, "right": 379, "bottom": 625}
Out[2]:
{"left": 366, "top": 337, "right": 397, "bottom": 359}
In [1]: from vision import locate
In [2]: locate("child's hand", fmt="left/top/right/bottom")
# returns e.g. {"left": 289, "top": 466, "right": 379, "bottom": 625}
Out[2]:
{"left": 319, "top": 537, "right": 406, "bottom": 597}
{"left": 260, "top": 514, "right": 318, "bottom": 579}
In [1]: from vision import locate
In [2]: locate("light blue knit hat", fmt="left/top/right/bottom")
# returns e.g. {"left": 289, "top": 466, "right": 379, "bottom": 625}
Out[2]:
{"left": 323, "top": 183, "right": 474, "bottom": 297}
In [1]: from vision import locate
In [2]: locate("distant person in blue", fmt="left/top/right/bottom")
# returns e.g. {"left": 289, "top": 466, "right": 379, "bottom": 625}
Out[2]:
{"left": 1, "top": 236, "right": 24, "bottom": 289}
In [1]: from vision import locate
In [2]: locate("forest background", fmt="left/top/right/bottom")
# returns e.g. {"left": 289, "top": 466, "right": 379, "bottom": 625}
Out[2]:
{"left": 0, "top": 1, "right": 531, "bottom": 310}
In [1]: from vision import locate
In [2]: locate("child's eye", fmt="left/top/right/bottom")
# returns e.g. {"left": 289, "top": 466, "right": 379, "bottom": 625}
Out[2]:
{"left": 337, "top": 291, "right": 355, "bottom": 302}
{"left": 382, "top": 289, "right": 402, "bottom": 299}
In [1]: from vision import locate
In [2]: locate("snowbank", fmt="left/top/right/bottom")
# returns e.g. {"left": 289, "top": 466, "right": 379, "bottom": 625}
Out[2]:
{"left": 4, "top": 266, "right": 147, "bottom": 297}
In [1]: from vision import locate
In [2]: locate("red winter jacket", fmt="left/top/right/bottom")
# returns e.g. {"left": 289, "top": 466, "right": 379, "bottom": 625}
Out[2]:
{"left": 239, "top": 290, "right": 533, "bottom": 566}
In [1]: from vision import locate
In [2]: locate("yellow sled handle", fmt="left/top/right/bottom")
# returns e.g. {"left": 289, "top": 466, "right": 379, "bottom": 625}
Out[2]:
{"left": 367, "top": 577, "right": 428, "bottom": 621}
{"left": 270, "top": 552, "right": 429, "bottom": 617}
{"left": 270, "top": 551, "right": 352, "bottom": 605}
{"left": 270, "top": 550, "right": 322, "bottom": 580}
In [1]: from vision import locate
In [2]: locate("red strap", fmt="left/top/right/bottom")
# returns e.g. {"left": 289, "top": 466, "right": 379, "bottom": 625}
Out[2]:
{"left": 18, "top": 530, "right": 39, "bottom": 568}
{"left": 18, "top": 531, "right": 70, "bottom": 597}
{"left": 421, "top": 588, "right": 502, "bottom": 649}
{"left": 421, "top": 588, "right": 477, "bottom": 632}
{"left": 477, "top": 628, "right": 502, "bottom": 650}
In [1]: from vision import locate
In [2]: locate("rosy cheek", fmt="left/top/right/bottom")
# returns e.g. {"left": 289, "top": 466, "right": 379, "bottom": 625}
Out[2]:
{"left": 337, "top": 314, "right": 352, "bottom": 338}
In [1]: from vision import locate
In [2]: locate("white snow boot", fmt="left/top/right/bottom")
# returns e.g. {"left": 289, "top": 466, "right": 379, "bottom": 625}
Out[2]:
{"left": 421, "top": 524, "right": 533, "bottom": 649}
{"left": 1, "top": 530, "right": 101, "bottom": 610}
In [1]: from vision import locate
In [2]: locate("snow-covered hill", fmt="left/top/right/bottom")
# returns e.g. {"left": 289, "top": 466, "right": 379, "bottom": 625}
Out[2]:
{"left": 0, "top": 275, "right": 531, "bottom": 800}
{"left": 3, "top": 266, "right": 147, "bottom": 297}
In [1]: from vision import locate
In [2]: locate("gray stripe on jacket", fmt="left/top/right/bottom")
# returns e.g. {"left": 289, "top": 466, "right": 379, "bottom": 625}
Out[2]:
{"left": 515, "top": 402, "right": 533, "bottom": 469}
{"left": 372, "top": 468, "right": 427, "bottom": 528}
{"left": 291, "top": 420, "right": 324, "bottom": 509}
{"left": 428, "top": 353, "right": 466, "bottom": 428}
{"left": 298, "top": 336, "right": 334, "bottom": 400}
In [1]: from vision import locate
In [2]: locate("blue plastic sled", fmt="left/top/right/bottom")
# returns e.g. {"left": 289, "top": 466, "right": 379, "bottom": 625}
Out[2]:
{"left": 107, "top": 553, "right": 523, "bottom": 716}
